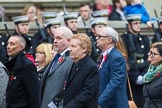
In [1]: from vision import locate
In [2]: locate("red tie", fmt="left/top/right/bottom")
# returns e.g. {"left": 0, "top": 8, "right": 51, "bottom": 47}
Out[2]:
{"left": 103, "top": 55, "right": 108, "bottom": 61}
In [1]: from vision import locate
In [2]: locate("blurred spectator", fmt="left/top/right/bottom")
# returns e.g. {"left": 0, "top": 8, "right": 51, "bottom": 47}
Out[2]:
{"left": 109, "top": 0, "right": 126, "bottom": 20}
{"left": 22, "top": 4, "right": 37, "bottom": 22}
{"left": 121, "top": 14, "right": 150, "bottom": 108}
{"left": 92, "top": 9, "right": 108, "bottom": 18}
{"left": 78, "top": 3, "right": 92, "bottom": 27}
{"left": 0, "top": 6, "right": 8, "bottom": 64}
{"left": 0, "top": 5, "right": 5, "bottom": 18}
{"left": 64, "top": 12, "right": 79, "bottom": 34}
{"left": 93, "top": 0, "right": 113, "bottom": 16}
{"left": 32, "top": 12, "right": 58, "bottom": 53}
{"left": 0, "top": 61, "right": 8, "bottom": 108}
{"left": 152, "top": 18, "right": 162, "bottom": 43}
{"left": 35, "top": 43, "right": 53, "bottom": 80}
{"left": 124, "top": 0, "right": 153, "bottom": 27}
{"left": 44, "top": 18, "right": 61, "bottom": 42}
{"left": 119, "top": 0, "right": 129, "bottom": 7}
{"left": 22, "top": 3, "right": 45, "bottom": 26}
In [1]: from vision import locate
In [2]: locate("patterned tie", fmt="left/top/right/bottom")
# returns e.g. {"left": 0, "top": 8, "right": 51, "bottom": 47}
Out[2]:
{"left": 97, "top": 55, "right": 103, "bottom": 68}
{"left": 98, "top": 54, "right": 108, "bottom": 69}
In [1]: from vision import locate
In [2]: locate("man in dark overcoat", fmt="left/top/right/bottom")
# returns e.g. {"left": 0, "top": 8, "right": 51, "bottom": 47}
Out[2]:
{"left": 5, "top": 35, "right": 40, "bottom": 108}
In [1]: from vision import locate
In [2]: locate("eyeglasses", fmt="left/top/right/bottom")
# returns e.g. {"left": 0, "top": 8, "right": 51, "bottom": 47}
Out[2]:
{"left": 96, "top": 35, "right": 110, "bottom": 39}
{"left": 149, "top": 51, "right": 160, "bottom": 57}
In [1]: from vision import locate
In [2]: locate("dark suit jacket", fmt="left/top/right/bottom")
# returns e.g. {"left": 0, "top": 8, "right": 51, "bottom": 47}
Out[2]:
{"left": 63, "top": 56, "right": 99, "bottom": 108}
{"left": 5, "top": 52, "right": 40, "bottom": 108}
{"left": 40, "top": 51, "right": 73, "bottom": 108}
{"left": 143, "top": 74, "right": 162, "bottom": 108}
{"left": 98, "top": 48, "right": 129, "bottom": 108}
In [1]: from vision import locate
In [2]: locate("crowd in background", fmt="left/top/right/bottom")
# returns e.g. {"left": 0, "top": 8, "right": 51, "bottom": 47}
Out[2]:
{"left": 0, "top": 0, "right": 162, "bottom": 108}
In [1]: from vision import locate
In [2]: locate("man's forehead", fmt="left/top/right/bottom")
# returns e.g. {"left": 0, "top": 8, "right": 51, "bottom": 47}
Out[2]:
{"left": 80, "top": 5, "right": 90, "bottom": 10}
{"left": 18, "top": 23, "right": 29, "bottom": 25}
{"left": 68, "top": 19, "right": 77, "bottom": 22}
{"left": 95, "top": 24, "right": 106, "bottom": 28}
{"left": 131, "top": 20, "right": 141, "bottom": 23}
{"left": 54, "top": 29, "right": 62, "bottom": 34}
{"left": 54, "top": 31, "right": 64, "bottom": 37}
{"left": 8, "top": 36, "right": 19, "bottom": 43}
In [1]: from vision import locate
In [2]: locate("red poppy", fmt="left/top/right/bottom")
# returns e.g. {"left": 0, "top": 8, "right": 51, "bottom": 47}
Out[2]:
{"left": 156, "top": 72, "right": 161, "bottom": 77}
{"left": 10, "top": 75, "right": 14, "bottom": 81}
{"left": 58, "top": 57, "right": 64, "bottom": 63}
{"left": 103, "top": 55, "right": 108, "bottom": 61}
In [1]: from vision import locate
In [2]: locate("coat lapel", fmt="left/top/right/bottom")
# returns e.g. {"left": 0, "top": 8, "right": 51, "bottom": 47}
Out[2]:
{"left": 66, "top": 67, "right": 80, "bottom": 89}
{"left": 47, "top": 56, "right": 66, "bottom": 77}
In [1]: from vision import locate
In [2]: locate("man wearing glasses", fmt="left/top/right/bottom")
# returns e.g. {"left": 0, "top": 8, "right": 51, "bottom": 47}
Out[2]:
{"left": 97, "top": 26, "right": 129, "bottom": 108}
{"left": 121, "top": 14, "right": 150, "bottom": 108}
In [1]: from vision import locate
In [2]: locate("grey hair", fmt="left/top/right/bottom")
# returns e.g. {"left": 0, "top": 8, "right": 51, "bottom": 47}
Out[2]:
{"left": 11, "top": 35, "right": 26, "bottom": 48}
{"left": 103, "top": 26, "right": 119, "bottom": 43}
{"left": 56, "top": 26, "right": 73, "bottom": 39}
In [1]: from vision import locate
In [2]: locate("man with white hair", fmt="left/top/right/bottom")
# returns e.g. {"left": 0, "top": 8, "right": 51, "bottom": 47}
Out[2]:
{"left": 96, "top": 26, "right": 129, "bottom": 108}
{"left": 40, "top": 26, "right": 73, "bottom": 108}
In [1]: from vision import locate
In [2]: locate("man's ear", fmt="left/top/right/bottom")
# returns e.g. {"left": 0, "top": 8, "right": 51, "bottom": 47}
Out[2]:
{"left": 106, "top": 37, "right": 112, "bottom": 43}
{"left": 19, "top": 45, "right": 25, "bottom": 51}
{"left": 92, "top": 28, "right": 95, "bottom": 33}
{"left": 82, "top": 47, "right": 87, "bottom": 53}
{"left": 15, "top": 25, "right": 19, "bottom": 33}
{"left": 47, "top": 28, "right": 50, "bottom": 33}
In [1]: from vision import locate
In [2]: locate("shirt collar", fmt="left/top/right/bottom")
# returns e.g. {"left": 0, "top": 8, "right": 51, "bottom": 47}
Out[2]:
{"left": 102, "top": 46, "right": 114, "bottom": 56}
{"left": 60, "top": 48, "right": 69, "bottom": 56}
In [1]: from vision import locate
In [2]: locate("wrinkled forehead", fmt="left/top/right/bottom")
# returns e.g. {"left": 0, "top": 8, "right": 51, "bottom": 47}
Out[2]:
{"left": 8, "top": 36, "right": 19, "bottom": 44}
